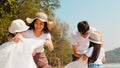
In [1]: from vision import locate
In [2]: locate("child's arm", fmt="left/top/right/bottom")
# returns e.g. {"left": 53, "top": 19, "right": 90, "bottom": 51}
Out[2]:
{"left": 102, "top": 56, "right": 106, "bottom": 62}
{"left": 102, "top": 47, "right": 106, "bottom": 62}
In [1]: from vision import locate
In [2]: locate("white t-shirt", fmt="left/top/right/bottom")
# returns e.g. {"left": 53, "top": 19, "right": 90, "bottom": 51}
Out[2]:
{"left": 70, "top": 27, "right": 96, "bottom": 55}
{"left": 25, "top": 30, "right": 51, "bottom": 53}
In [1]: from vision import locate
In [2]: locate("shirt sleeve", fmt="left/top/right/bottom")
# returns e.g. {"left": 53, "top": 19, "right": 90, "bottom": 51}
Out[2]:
{"left": 69, "top": 33, "right": 77, "bottom": 46}
{"left": 101, "top": 47, "right": 105, "bottom": 57}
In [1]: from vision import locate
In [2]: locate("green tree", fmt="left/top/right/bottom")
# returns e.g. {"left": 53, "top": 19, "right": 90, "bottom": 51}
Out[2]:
{"left": 0, "top": 0, "right": 60, "bottom": 44}
{"left": 0, "top": 0, "right": 17, "bottom": 44}
{"left": 13, "top": 0, "right": 60, "bottom": 20}
{"left": 45, "top": 18, "right": 72, "bottom": 66}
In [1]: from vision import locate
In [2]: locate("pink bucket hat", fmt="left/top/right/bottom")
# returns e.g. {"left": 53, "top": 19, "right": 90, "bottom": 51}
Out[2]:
{"left": 89, "top": 32, "right": 102, "bottom": 44}
{"left": 26, "top": 12, "right": 54, "bottom": 30}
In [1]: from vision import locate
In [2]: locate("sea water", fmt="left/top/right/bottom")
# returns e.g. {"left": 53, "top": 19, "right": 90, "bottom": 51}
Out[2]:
{"left": 103, "top": 63, "right": 120, "bottom": 68}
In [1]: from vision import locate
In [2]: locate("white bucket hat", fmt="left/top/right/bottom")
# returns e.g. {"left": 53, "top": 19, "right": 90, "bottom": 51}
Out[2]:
{"left": 89, "top": 32, "right": 102, "bottom": 44}
{"left": 9, "top": 19, "right": 29, "bottom": 33}
{"left": 26, "top": 12, "right": 54, "bottom": 30}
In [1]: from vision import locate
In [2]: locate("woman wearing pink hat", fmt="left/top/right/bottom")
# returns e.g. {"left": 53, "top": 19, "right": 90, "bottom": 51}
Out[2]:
{"left": 25, "top": 12, "right": 54, "bottom": 68}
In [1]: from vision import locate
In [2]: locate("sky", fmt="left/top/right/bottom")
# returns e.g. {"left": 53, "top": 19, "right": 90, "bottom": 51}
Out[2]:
{"left": 55, "top": 0, "right": 120, "bottom": 51}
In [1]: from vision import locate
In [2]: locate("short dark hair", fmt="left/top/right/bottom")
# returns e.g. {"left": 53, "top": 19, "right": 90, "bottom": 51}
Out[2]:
{"left": 77, "top": 21, "right": 90, "bottom": 34}
{"left": 28, "top": 19, "right": 49, "bottom": 33}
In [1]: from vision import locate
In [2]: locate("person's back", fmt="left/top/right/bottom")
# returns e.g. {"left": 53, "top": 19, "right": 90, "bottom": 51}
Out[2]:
{"left": 0, "top": 41, "right": 16, "bottom": 68}
{"left": 88, "top": 32, "right": 105, "bottom": 68}
{"left": 0, "top": 34, "right": 44, "bottom": 68}
{"left": 6, "top": 35, "right": 43, "bottom": 68}
{"left": 88, "top": 47, "right": 105, "bottom": 68}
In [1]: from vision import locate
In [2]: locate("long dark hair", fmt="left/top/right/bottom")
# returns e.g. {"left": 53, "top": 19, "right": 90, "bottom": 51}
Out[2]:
{"left": 28, "top": 19, "right": 50, "bottom": 33}
{"left": 88, "top": 42, "right": 101, "bottom": 65}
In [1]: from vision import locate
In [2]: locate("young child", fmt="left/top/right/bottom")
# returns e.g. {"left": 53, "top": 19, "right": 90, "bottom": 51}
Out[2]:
{"left": 88, "top": 33, "right": 106, "bottom": 68}
{"left": 0, "top": 19, "right": 44, "bottom": 68}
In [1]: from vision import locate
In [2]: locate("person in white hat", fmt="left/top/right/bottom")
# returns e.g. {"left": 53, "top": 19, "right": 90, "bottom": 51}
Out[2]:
{"left": 88, "top": 32, "right": 106, "bottom": 68}
{"left": 64, "top": 32, "right": 105, "bottom": 68}
{"left": 0, "top": 19, "right": 44, "bottom": 68}
{"left": 25, "top": 12, "right": 54, "bottom": 68}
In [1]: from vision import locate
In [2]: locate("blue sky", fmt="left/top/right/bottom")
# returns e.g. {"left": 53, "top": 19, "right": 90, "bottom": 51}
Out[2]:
{"left": 55, "top": 0, "right": 120, "bottom": 51}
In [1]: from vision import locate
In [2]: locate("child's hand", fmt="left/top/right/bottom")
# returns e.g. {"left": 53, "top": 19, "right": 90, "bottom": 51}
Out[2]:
{"left": 82, "top": 54, "right": 88, "bottom": 61}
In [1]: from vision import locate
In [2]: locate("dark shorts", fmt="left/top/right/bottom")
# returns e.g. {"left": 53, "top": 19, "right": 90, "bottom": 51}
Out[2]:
{"left": 33, "top": 52, "right": 49, "bottom": 68}
{"left": 72, "top": 54, "right": 79, "bottom": 61}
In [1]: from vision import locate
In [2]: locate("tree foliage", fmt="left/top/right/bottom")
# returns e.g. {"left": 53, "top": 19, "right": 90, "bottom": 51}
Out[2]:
{"left": 45, "top": 18, "right": 72, "bottom": 66}
{"left": 0, "top": 0, "right": 17, "bottom": 44}
{"left": 0, "top": 0, "right": 60, "bottom": 44}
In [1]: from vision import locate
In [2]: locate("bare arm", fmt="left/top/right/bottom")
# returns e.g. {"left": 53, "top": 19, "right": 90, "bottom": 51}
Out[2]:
{"left": 102, "top": 56, "right": 106, "bottom": 62}
{"left": 44, "top": 38, "right": 54, "bottom": 51}
{"left": 72, "top": 45, "right": 82, "bottom": 58}
{"left": 72, "top": 45, "right": 88, "bottom": 61}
